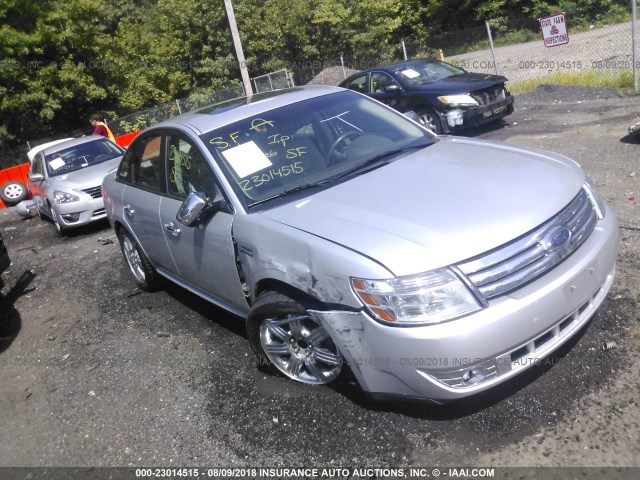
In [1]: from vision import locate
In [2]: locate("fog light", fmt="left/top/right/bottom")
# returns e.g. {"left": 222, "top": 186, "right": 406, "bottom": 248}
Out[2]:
{"left": 61, "top": 213, "right": 80, "bottom": 223}
{"left": 446, "top": 109, "right": 464, "bottom": 127}
{"left": 462, "top": 366, "right": 489, "bottom": 385}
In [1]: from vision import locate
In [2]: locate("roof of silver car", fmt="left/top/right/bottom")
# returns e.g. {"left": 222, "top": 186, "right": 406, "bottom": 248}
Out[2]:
{"left": 40, "top": 135, "right": 120, "bottom": 157}
{"left": 154, "top": 85, "right": 346, "bottom": 135}
{"left": 27, "top": 138, "right": 75, "bottom": 161}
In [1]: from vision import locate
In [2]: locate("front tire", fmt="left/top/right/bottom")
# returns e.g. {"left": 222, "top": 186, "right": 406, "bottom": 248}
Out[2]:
{"left": 49, "top": 207, "right": 67, "bottom": 235}
{"left": 247, "top": 291, "right": 344, "bottom": 385}
{"left": 417, "top": 108, "right": 443, "bottom": 134}
{"left": 117, "top": 229, "right": 162, "bottom": 291}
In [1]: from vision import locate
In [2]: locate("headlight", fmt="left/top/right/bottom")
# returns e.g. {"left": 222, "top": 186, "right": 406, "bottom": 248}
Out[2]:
{"left": 437, "top": 94, "right": 479, "bottom": 106}
{"left": 583, "top": 177, "right": 606, "bottom": 219}
{"left": 351, "top": 268, "right": 481, "bottom": 326}
{"left": 53, "top": 191, "right": 79, "bottom": 204}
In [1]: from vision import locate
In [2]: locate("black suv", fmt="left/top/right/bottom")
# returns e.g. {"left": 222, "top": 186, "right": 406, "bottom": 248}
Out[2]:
{"left": 339, "top": 58, "right": 514, "bottom": 134}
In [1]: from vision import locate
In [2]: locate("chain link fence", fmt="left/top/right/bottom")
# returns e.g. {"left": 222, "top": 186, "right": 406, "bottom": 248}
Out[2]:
{"left": 441, "top": 15, "right": 636, "bottom": 85}
{"left": 304, "top": 2, "right": 638, "bottom": 89}
{"left": 0, "top": 145, "right": 29, "bottom": 170}
{"left": 108, "top": 84, "right": 244, "bottom": 137}
{"left": 252, "top": 69, "right": 293, "bottom": 94}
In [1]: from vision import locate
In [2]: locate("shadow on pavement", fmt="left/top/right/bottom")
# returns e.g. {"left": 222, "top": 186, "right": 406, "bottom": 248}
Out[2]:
{"left": 0, "top": 270, "right": 37, "bottom": 353}
{"left": 620, "top": 130, "right": 640, "bottom": 144}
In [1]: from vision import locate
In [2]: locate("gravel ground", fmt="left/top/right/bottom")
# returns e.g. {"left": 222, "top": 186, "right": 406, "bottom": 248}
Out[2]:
{"left": 0, "top": 86, "right": 639, "bottom": 472}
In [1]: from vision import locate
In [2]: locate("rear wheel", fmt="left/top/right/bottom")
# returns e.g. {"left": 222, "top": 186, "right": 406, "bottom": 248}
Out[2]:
{"left": 117, "top": 229, "right": 162, "bottom": 291}
{"left": 247, "top": 291, "right": 344, "bottom": 385}
{"left": 0, "top": 181, "right": 27, "bottom": 205}
{"left": 417, "top": 108, "right": 442, "bottom": 134}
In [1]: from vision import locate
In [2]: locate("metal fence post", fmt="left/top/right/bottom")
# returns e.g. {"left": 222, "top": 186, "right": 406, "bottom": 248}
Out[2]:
{"left": 402, "top": 40, "right": 408, "bottom": 60}
{"left": 633, "top": 0, "right": 638, "bottom": 92}
{"left": 175, "top": 99, "right": 182, "bottom": 115}
{"left": 485, "top": 21, "right": 500, "bottom": 76}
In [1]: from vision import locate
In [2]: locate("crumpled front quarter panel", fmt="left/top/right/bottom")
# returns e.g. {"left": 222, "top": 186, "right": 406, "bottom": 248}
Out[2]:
{"left": 233, "top": 213, "right": 392, "bottom": 308}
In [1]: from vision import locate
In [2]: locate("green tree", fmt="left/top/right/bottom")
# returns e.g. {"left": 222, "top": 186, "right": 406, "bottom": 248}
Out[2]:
{"left": 105, "top": 0, "right": 237, "bottom": 111}
{"left": 0, "top": 0, "right": 111, "bottom": 143}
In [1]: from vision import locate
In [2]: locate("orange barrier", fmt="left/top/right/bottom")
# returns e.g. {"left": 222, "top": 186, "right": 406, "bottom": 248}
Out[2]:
{"left": 114, "top": 130, "right": 141, "bottom": 148}
{"left": 0, "top": 163, "right": 31, "bottom": 209}
{"left": 0, "top": 130, "right": 141, "bottom": 208}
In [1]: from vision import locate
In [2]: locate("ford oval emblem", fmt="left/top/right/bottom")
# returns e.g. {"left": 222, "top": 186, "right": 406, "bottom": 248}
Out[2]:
{"left": 543, "top": 226, "right": 571, "bottom": 252}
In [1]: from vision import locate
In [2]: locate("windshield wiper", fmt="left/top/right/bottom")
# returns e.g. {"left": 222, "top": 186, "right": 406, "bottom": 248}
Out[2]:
{"left": 247, "top": 180, "right": 331, "bottom": 208}
{"left": 332, "top": 143, "right": 431, "bottom": 181}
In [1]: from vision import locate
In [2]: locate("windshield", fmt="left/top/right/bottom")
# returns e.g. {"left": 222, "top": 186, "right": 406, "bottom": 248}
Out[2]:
{"left": 45, "top": 138, "right": 124, "bottom": 177}
{"left": 392, "top": 60, "right": 465, "bottom": 86}
{"left": 200, "top": 90, "right": 434, "bottom": 208}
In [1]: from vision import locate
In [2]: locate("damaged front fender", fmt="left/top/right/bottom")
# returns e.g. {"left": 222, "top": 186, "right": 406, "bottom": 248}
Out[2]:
{"left": 232, "top": 213, "right": 392, "bottom": 308}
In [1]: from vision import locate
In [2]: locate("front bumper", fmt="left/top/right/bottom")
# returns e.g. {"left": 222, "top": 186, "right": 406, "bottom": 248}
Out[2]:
{"left": 465, "top": 96, "right": 515, "bottom": 127}
{"left": 440, "top": 96, "right": 515, "bottom": 132}
{"left": 312, "top": 206, "right": 618, "bottom": 403}
{"left": 52, "top": 196, "right": 107, "bottom": 229}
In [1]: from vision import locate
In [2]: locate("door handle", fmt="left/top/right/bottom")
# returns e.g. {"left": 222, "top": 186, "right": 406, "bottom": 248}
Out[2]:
{"left": 123, "top": 205, "right": 135, "bottom": 216}
{"left": 164, "top": 222, "right": 181, "bottom": 236}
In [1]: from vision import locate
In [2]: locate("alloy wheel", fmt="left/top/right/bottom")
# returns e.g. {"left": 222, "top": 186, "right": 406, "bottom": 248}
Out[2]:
{"left": 122, "top": 234, "right": 146, "bottom": 284}
{"left": 260, "top": 314, "right": 343, "bottom": 385}
{"left": 419, "top": 112, "right": 439, "bottom": 133}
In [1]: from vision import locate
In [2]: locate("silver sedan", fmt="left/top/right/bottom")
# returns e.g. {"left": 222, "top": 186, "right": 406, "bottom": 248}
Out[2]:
{"left": 28, "top": 136, "right": 124, "bottom": 234}
{"left": 102, "top": 86, "right": 618, "bottom": 404}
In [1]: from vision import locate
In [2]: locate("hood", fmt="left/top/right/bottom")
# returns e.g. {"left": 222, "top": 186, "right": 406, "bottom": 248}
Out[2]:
{"left": 261, "top": 138, "right": 585, "bottom": 276}
{"left": 409, "top": 72, "right": 507, "bottom": 94}
{"left": 49, "top": 157, "right": 121, "bottom": 189}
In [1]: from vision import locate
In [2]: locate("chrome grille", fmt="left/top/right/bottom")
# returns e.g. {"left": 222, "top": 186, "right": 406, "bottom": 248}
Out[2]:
{"left": 457, "top": 188, "right": 598, "bottom": 300}
{"left": 82, "top": 186, "right": 102, "bottom": 199}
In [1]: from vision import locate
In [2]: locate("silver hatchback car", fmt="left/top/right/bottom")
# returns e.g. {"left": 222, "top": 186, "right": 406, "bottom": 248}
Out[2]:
{"left": 103, "top": 86, "right": 618, "bottom": 403}
{"left": 28, "top": 136, "right": 124, "bottom": 234}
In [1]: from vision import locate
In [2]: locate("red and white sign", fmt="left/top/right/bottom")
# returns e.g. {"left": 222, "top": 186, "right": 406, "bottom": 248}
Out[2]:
{"left": 540, "top": 13, "right": 569, "bottom": 47}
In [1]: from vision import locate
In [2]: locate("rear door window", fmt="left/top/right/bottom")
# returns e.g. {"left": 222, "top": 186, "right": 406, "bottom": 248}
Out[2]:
{"left": 118, "top": 134, "right": 165, "bottom": 193}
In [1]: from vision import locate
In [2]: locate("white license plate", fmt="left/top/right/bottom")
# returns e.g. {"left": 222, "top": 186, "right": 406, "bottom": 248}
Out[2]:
{"left": 484, "top": 106, "right": 507, "bottom": 117}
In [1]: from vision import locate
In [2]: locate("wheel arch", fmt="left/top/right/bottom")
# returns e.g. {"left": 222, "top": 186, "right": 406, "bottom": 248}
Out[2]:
{"left": 113, "top": 221, "right": 156, "bottom": 270}
{"left": 252, "top": 278, "right": 324, "bottom": 309}
{"left": 113, "top": 220, "right": 126, "bottom": 237}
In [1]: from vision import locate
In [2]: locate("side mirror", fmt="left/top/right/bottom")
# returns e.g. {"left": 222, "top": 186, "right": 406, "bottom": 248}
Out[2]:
{"left": 28, "top": 173, "right": 44, "bottom": 182}
{"left": 177, "top": 190, "right": 229, "bottom": 227}
{"left": 384, "top": 84, "right": 401, "bottom": 94}
{"left": 177, "top": 192, "right": 207, "bottom": 227}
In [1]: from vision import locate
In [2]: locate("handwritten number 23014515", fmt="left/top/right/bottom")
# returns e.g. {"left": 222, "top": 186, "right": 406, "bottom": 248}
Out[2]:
{"left": 239, "top": 161, "right": 304, "bottom": 193}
